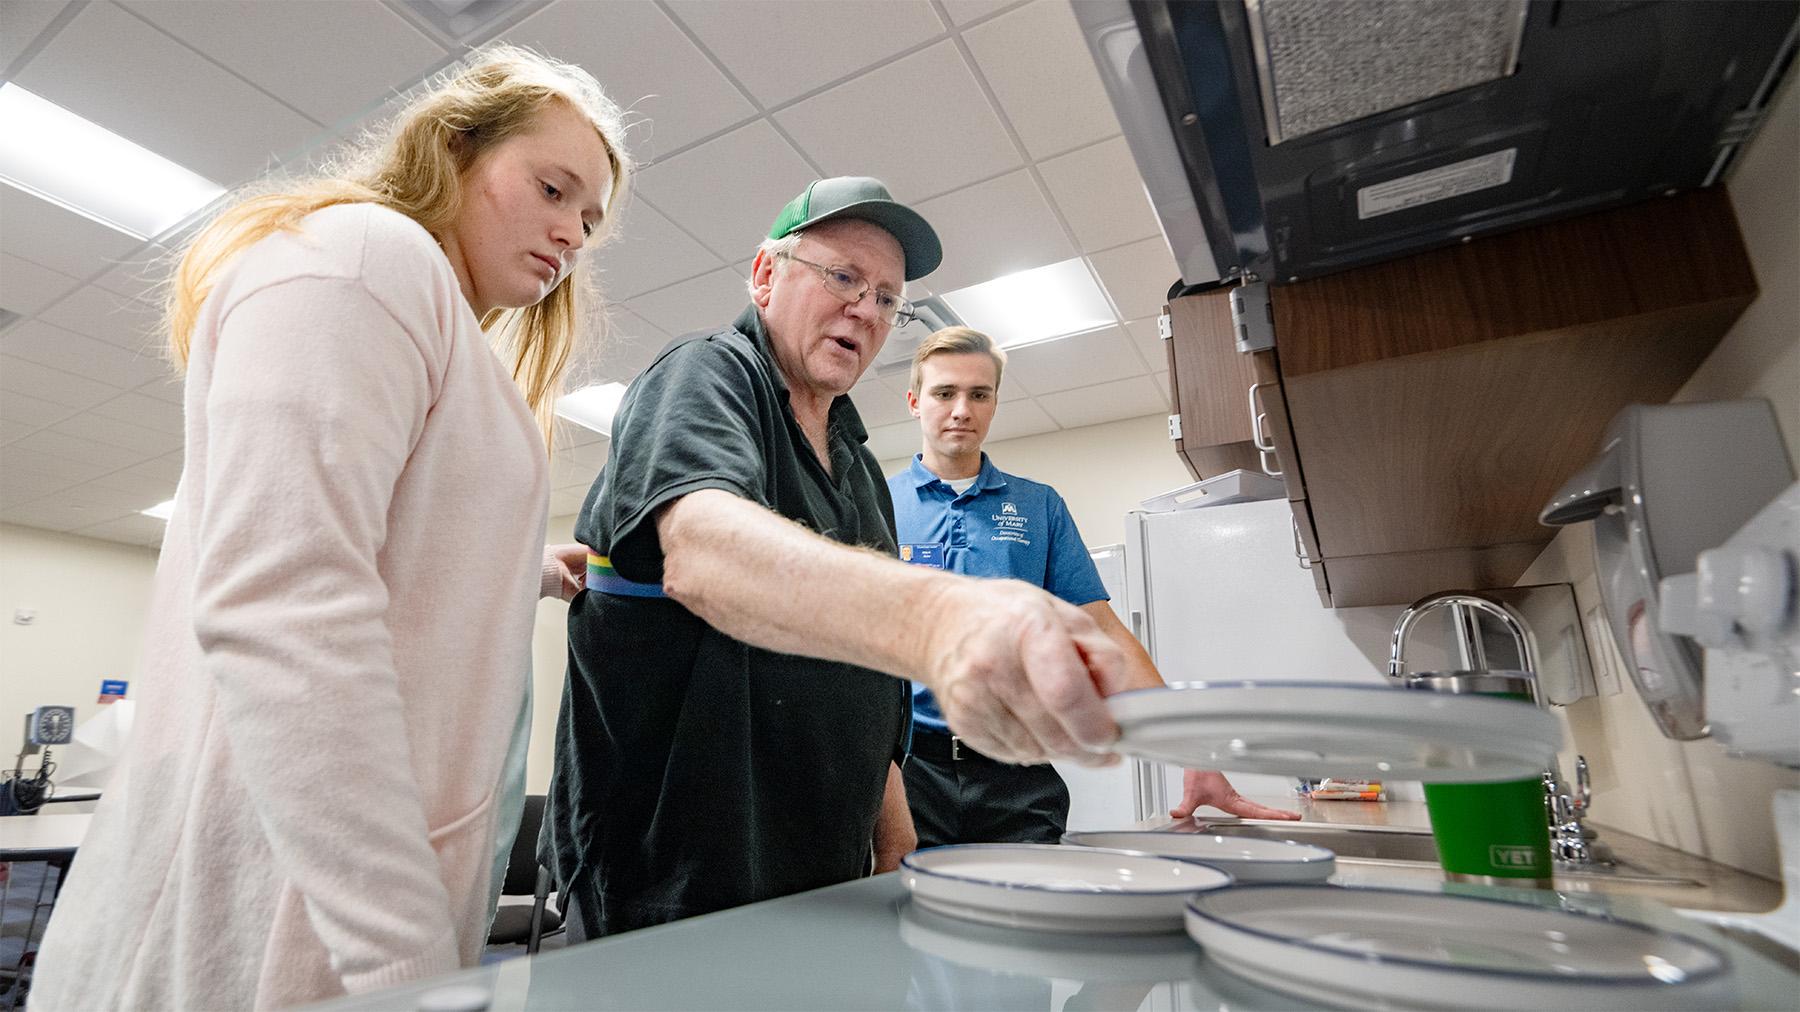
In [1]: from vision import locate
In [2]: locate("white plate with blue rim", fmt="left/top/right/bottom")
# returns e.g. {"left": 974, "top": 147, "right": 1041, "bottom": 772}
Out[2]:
{"left": 900, "top": 844, "right": 1231, "bottom": 934}
{"left": 1062, "top": 830, "right": 1335, "bottom": 883}
{"left": 1108, "top": 681, "right": 1563, "bottom": 782}
{"left": 1184, "top": 884, "right": 1734, "bottom": 1010}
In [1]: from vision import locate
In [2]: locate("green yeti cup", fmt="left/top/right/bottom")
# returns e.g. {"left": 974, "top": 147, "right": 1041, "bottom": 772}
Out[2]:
{"left": 1407, "top": 673, "right": 1554, "bottom": 887}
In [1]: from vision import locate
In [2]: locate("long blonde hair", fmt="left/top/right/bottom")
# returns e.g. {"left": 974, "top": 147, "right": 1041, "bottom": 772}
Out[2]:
{"left": 165, "top": 44, "right": 632, "bottom": 450}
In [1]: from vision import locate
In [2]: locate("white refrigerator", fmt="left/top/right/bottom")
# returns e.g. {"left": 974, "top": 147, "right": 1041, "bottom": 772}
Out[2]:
{"left": 1055, "top": 497, "right": 1451, "bottom": 831}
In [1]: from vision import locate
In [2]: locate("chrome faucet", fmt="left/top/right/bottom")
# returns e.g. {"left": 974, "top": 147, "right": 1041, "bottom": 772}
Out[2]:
{"left": 1389, "top": 591, "right": 1599, "bottom": 868}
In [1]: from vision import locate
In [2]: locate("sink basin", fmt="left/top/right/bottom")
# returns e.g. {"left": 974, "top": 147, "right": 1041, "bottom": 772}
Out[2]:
{"left": 1181, "top": 819, "right": 1704, "bottom": 888}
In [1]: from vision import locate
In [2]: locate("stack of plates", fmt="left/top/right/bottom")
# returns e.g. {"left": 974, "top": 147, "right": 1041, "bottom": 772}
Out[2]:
{"left": 899, "top": 844, "right": 1229, "bottom": 934}
{"left": 1185, "top": 884, "right": 1734, "bottom": 1010}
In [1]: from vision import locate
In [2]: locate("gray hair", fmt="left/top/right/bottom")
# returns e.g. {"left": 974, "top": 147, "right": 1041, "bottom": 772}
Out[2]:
{"left": 745, "top": 230, "right": 807, "bottom": 298}
{"left": 744, "top": 226, "right": 909, "bottom": 300}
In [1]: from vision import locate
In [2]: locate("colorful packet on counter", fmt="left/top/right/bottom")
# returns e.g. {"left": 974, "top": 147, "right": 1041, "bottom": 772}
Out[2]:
{"left": 1295, "top": 778, "right": 1385, "bottom": 801}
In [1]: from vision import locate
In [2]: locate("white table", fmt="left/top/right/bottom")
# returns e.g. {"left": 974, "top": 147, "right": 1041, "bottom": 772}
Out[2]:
{"left": 0, "top": 814, "right": 90, "bottom": 860}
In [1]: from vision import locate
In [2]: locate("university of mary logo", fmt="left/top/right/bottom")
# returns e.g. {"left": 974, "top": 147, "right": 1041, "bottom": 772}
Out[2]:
{"left": 992, "top": 501, "right": 1030, "bottom": 546}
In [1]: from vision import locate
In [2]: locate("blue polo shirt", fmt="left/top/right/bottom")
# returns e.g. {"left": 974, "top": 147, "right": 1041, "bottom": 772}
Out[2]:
{"left": 888, "top": 454, "right": 1109, "bottom": 734}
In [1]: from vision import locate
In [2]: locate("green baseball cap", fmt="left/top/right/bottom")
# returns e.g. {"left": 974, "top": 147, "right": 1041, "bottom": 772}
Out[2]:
{"left": 767, "top": 176, "right": 942, "bottom": 281}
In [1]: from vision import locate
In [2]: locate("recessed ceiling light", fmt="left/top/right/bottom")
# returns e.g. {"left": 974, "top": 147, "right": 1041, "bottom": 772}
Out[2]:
{"left": 938, "top": 258, "right": 1117, "bottom": 349}
{"left": 0, "top": 83, "right": 225, "bottom": 240}
{"left": 555, "top": 382, "right": 629, "bottom": 436}
{"left": 140, "top": 499, "right": 176, "bottom": 521}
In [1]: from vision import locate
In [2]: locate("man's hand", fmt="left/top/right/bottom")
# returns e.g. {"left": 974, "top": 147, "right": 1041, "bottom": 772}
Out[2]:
{"left": 1170, "top": 769, "right": 1302, "bottom": 821}
{"left": 920, "top": 579, "right": 1128, "bottom": 767}
{"left": 545, "top": 543, "right": 588, "bottom": 602}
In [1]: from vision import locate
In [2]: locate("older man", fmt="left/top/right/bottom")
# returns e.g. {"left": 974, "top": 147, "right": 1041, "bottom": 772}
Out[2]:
{"left": 543, "top": 178, "right": 1128, "bottom": 938}
{"left": 890, "top": 327, "right": 1300, "bottom": 848}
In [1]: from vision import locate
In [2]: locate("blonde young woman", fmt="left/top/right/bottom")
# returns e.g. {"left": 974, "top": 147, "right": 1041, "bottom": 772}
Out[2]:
{"left": 31, "top": 47, "right": 630, "bottom": 1010}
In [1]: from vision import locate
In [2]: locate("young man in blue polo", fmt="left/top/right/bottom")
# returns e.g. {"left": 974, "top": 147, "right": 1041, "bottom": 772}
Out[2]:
{"left": 889, "top": 327, "right": 1299, "bottom": 846}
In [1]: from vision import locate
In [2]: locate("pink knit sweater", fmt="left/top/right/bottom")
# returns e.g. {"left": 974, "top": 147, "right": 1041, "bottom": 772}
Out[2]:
{"left": 32, "top": 204, "right": 551, "bottom": 1009}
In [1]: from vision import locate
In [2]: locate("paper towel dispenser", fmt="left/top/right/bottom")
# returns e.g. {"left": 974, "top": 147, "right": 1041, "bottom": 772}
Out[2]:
{"left": 1540, "top": 400, "right": 1793, "bottom": 740}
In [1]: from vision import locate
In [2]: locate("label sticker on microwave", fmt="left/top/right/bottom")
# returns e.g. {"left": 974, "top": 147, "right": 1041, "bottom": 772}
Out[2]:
{"left": 1357, "top": 148, "right": 1517, "bottom": 220}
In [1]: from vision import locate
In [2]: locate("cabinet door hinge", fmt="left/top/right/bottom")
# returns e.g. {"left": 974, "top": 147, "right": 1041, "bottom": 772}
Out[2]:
{"left": 1157, "top": 313, "right": 1173, "bottom": 339}
{"left": 1230, "top": 281, "right": 1275, "bottom": 353}
{"left": 1167, "top": 413, "right": 1183, "bottom": 440}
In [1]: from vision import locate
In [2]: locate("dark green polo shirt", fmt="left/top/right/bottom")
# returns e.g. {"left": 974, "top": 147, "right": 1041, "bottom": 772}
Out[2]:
{"left": 542, "top": 305, "right": 909, "bottom": 936}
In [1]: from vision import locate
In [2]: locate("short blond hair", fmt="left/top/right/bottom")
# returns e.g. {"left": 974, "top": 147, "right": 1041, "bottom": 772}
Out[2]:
{"left": 910, "top": 326, "right": 1007, "bottom": 395}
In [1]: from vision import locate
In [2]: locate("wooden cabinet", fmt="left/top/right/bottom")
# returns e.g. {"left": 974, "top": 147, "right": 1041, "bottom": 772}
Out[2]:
{"left": 1163, "top": 187, "right": 1758, "bottom": 607}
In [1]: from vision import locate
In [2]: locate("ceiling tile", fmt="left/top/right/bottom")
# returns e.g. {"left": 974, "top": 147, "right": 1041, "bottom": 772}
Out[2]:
{"left": 50, "top": 411, "right": 184, "bottom": 456}
{"left": 776, "top": 42, "right": 1019, "bottom": 202}
{"left": 1124, "top": 316, "right": 1169, "bottom": 372}
{"left": 86, "top": 391, "right": 184, "bottom": 436}
{"left": 36, "top": 284, "right": 165, "bottom": 353}
{"left": 581, "top": 308, "right": 676, "bottom": 385}
{"left": 2, "top": 320, "right": 170, "bottom": 389}
{"left": 1036, "top": 374, "right": 1169, "bottom": 430}
{"left": 864, "top": 418, "right": 923, "bottom": 461}
{"left": 850, "top": 380, "right": 913, "bottom": 429}
{"left": 0, "top": 499, "right": 92, "bottom": 532}
{"left": 67, "top": 513, "right": 168, "bottom": 548}
{"left": 984, "top": 397, "right": 1059, "bottom": 443}
{"left": 549, "top": 454, "right": 596, "bottom": 491}
{"left": 549, "top": 485, "right": 588, "bottom": 517}
{"left": 0, "top": 0, "right": 70, "bottom": 69}
{"left": 912, "top": 170, "right": 1074, "bottom": 292}
{"left": 562, "top": 438, "right": 610, "bottom": 472}
{"left": 1152, "top": 370, "right": 1170, "bottom": 407}
{"left": 0, "top": 355, "right": 126, "bottom": 409}
{"left": 0, "top": 389, "right": 76, "bottom": 428}
{"left": 634, "top": 121, "right": 818, "bottom": 261}
{"left": 83, "top": 463, "right": 180, "bottom": 503}
{"left": 0, "top": 187, "right": 145, "bottom": 281}
{"left": 940, "top": 1, "right": 1024, "bottom": 26}
{"left": 1088, "top": 238, "right": 1179, "bottom": 322}
{"left": 623, "top": 268, "right": 749, "bottom": 339}
{"left": 0, "top": 253, "right": 81, "bottom": 317}
{"left": 0, "top": 470, "right": 71, "bottom": 509}
{"left": 123, "top": 1, "right": 447, "bottom": 125}
{"left": 8, "top": 428, "right": 147, "bottom": 472}
{"left": 500, "top": 1, "right": 756, "bottom": 161}
{"left": 1038, "top": 137, "right": 1160, "bottom": 252}
{"left": 134, "top": 375, "right": 187, "bottom": 405}
{"left": 109, "top": 451, "right": 185, "bottom": 485}
{"left": 962, "top": 0, "right": 1119, "bottom": 160}
{"left": 0, "top": 417, "right": 34, "bottom": 443}
{"left": 589, "top": 199, "right": 724, "bottom": 302}
{"left": 1001, "top": 326, "right": 1147, "bottom": 395}
{"left": 15, "top": 1, "right": 323, "bottom": 183}
{"left": 89, "top": 248, "right": 173, "bottom": 301}
{"left": 0, "top": 441, "right": 115, "bottom": 484}
{"left": 668, "top": 1, "right": 945, "bottom": 108}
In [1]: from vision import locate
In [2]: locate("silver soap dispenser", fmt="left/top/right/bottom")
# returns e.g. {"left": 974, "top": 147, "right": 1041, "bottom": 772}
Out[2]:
{"left": 1539, "top": 399, "right": 1792, "bottom": 740}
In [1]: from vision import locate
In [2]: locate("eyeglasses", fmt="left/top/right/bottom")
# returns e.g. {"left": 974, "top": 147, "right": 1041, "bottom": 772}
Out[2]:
{"left": 779, "top": 253, "right": 916, "bottom": 327}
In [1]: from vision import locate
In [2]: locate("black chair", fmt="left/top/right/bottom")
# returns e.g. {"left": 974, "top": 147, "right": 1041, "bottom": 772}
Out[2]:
{"left": 487, "top": 794, "right": 562, "bottom": 952}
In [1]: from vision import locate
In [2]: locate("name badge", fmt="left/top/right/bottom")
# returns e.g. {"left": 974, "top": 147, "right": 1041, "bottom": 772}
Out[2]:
{"left": 899, "top": 543, "right": 946, "bottom": 568}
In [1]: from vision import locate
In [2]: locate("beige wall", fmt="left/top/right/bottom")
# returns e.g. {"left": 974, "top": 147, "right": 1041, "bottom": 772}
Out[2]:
{"left": 0, "top": 523, "right": 161, "bottom": 752}
{"left": 880, "top": 412, "right": 1195, "bottom": 550}
{"left": 1519, "top": 81, "right": 1800, "bottom": 880}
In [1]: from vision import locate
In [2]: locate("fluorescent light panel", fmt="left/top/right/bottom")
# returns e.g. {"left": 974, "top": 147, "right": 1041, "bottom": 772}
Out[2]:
{"left": 140, "top": 499, "right": 176, "bottom": 521}
{"left": 555, "top": 382, "right": 628, "bottom": 436}
{"left": 0, "top": 83, "right": 225, "bottom": 240}
{"left": 938, "top": 258, "right": 1117, "bottom": 349}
